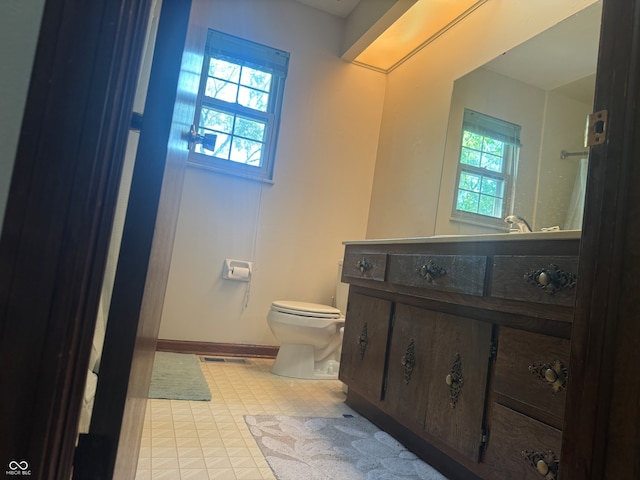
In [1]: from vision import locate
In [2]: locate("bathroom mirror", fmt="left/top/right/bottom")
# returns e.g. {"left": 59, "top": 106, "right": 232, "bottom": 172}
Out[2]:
{"left": 437, "top": 1, "right": 602, "bottom": 234}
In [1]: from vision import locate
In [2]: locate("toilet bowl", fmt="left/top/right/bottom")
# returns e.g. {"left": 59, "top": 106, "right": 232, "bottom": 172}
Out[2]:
{"left": 267, "top": 262, "right": 349, "bottom": 380}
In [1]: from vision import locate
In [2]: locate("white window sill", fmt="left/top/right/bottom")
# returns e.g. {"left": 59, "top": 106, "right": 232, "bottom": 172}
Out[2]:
{"left": 187, "top": 160, "right": 275, "bottom": 185}
{"left": 449, "top": 215, "right": 510, "bottom": 232}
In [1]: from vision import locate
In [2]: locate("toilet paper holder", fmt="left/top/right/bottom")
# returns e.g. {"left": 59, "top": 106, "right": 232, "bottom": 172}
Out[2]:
{"left": 223, "top": 259, "right": 253, "bottom": 282}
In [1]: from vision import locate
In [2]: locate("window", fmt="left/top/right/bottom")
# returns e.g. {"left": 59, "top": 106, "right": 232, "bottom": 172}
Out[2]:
{"left": 189, "top": 30, "right": 290, "bottom": 181}
{"left": 452, "top": 109, "right": 521, "bottom": 227}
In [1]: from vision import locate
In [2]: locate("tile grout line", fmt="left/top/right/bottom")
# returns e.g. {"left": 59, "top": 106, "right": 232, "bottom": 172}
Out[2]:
{"left": 135, "top": 357, "right": 348, "bottom": 480}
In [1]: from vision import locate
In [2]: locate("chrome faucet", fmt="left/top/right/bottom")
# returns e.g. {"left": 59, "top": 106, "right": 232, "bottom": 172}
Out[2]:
{"left": 504, "top": 215, "right": 532, "bottom": 233}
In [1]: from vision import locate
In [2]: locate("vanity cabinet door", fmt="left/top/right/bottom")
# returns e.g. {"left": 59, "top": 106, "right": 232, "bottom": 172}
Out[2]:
{"left": 339, "top": 292, "right": 392, "bottom": 404}
{"left": 491, "top": 255, "right": 579, "bottom": 307}
{"left": 482, "top": 403, "right": 562, "bottom": 480}
{"left": 422, "top": 313, "right": 493, "bottom": 462}
{"left": 343, "top": 250, "right": 387, "bottom": 283}
{"left": 388, "top": 254, "right": 487, "bottom": 296}
{"left": 384, "top": 304, "right": 435, "bottom": 428}
{"left": 493, "top": 327, "right": 570, "bottom": 423}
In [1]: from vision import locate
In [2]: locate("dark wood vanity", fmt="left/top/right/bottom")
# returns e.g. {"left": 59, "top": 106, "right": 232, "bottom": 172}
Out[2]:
{"left": 339, "top": 233, "right": 580, "bottom": 480}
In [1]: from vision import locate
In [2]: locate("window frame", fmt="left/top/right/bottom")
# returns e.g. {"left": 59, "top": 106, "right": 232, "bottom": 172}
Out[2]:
{"left": 188, "top": 30, "right": 289, "bottom": 182}
{"left": 451, "top": 109, "right": 521, "bottom": 229}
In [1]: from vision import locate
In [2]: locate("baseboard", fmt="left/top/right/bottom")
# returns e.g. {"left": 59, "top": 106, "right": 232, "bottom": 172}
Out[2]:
{"left": 156, "top": 339, "right": 279, "bottom": 358}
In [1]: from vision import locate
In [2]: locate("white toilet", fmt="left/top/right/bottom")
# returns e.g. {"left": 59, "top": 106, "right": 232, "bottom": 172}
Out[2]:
{"left": 267, "top": 262, "right": 349, "bottom": 379}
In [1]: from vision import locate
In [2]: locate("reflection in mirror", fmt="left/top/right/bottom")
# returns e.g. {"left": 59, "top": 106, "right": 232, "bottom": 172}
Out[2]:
{"left": 438, "top": 1, "right": 602, "bottom": 234}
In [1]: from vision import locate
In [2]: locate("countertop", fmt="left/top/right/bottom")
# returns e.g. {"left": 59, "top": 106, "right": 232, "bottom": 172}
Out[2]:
{"left": 343, "top": 230, "right": 581, "bottom": 245}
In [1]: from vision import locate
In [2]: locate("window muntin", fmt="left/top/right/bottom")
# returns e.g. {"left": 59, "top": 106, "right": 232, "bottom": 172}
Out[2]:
{"left": 189, "top": 30, "right": 289, "bottom": 181}
{"left": 453, "top": 110, "right": 521, "bottom": 226}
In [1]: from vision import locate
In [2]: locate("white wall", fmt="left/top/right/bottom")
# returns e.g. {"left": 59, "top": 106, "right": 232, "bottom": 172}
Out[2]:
{"left": 366, "top": 0, "right": 599, "bottom": 239}
{"left": 158, "top": 0, "right": 386, "bottom": 345}
{"left": 0, "top": 0, "right": 45, "bottom": 229}
{"left": 535, "top": 90, "right": 592, "bottom": 229}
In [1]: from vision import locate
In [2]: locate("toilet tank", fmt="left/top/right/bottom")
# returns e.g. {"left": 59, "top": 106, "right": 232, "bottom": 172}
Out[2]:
{"left": 335, "top": 260, "right": 349, "bottom": 315}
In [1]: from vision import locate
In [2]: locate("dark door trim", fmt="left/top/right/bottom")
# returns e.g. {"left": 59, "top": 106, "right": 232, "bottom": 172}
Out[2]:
{"left": 0, "top": 0, "right": 152, "bottom": 478}
{"left": 75, "top": 0, "right": 195, "bottom": 477}
{"left": 562, "top": 0, "right": 640, "bottom": 478}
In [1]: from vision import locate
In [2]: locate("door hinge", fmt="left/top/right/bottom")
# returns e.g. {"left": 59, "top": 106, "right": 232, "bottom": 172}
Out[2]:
{"left": 586, "top": 109, "right": 608, "bottom": 147}
{"left": 481, "top": 428, "right": 488, "bottom": 448}
{"left": 489, "top": 341, "right": 497, "bottom": 361}
{"left": 130, "top": 111, "right": 143, "bottom": 131}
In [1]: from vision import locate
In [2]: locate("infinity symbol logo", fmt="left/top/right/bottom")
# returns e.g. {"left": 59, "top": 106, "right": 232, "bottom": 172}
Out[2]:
{"left": 8, "top": 460, "right": 29, "bottom": 471}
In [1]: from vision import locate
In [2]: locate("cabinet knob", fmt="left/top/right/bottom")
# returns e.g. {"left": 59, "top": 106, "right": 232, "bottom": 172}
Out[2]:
{"left": 538, "top": 271, "right": 551, "bottom": 286}
{"left": 416, "top": 259, "right": 446, "bottom": 283}
{"left": 536, "top": 459, "right": 550, "bottom": 475}
{"left": 544, "top": 368, "right": 558, "bottom": 383}
{"left": 524, "top": 264, "right": 576, "bottom": 295}
{"left": 521, "top": 450, "right": 559, "bottom": 479}
{"left": 529, "top": 360, "right": 568, "bottom": 393}
{"left": 356, "top": 258, "right": 373, "bottom": 275}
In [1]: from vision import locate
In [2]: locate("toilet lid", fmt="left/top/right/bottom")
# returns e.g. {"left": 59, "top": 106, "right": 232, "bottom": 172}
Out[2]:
{"left": 271, "top": 300, "right": 342, "bottom": 318}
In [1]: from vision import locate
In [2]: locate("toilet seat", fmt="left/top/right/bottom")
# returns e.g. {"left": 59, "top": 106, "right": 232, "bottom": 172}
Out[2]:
{"left": 271, "top": 300, "right": 341, "bottom": 319}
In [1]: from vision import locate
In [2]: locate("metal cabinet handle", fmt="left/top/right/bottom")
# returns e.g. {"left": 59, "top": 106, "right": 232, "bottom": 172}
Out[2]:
{"left": 529, "top": 360, "right": 568, "bottom": 393}
{"left": 356, "top": 258, "right": 373, "bottom": 275}
{"left": 401, "top": 339, "right": 416, "bottom": 384}
{"left": 416, "top": 259, "right": 446, "bottom": 283}
{"left": 521, "top": 450, "right": 559, "bottom": 479}
{"left": 358, "top": 323, "right": 368, "bottom": 360}
{"left": 524, "top": 264, "right": 576, "bottom": 295}
{"left": 446, "top": 352, "right": 464, "bottom": 408}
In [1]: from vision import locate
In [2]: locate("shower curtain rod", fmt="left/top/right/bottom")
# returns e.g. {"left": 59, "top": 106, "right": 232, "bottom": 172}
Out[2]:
{"left": 560, "top": 149, "right": 589, "bottom": 159}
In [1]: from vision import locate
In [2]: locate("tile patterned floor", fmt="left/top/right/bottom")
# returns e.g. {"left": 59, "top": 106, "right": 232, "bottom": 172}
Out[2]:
{"left": 135, "top": 357, "right": 352, "bottom": 480}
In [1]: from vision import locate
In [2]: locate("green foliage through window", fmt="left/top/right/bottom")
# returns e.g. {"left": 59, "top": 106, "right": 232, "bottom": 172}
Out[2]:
{"left": 189, "top": 30, "right": 289, "bottom": 181}
{"left": 454, "top": 110, "right": 520, "bottom": 223}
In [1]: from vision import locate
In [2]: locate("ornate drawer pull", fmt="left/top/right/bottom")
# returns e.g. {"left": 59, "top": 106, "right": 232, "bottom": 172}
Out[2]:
{"left": 521, "top": 449, "right": 559, "bottom": 479}
{"left": 400, "top": 339, "right": 416, "bottom": 384}
{"left": 356, "top": 258, "right": 374, "bottom": 275}
{"left": 358, "top": 323, "right": 368, "bottom": 360}
{"left": 445, "top": 352, "right": 463, "bottom": 408}
{"left": 416, "top": 259, "right": 446, "bottom": 283}
{"left": 529, "top": 360, "right": 568, "bottom": 393}
{"left": 524, "top": 264, "right": 576, "bottom": 295}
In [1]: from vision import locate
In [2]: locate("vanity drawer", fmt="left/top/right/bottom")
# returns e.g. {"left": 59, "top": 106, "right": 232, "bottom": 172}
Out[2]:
{"left": 342, "top": 251, "right": 387, "bottom": 282}
{"left": 388, "top": 254, "right": 486, "bottom": 296}
{"left": 483, "top": 403, "right": 562, "bottom": 480}
{"left": 490, "top": 255, "right": 578, "bottom": 307}
{"left": 493, "top": 327, "right": 569, "bottom": 422}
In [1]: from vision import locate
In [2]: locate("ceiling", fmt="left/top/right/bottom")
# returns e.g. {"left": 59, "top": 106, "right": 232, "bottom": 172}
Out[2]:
{"left": 294, "top": 0, "right": 601, "bottom": 90}
{"left": 295, "top": 0, "right": 489, "bottom": 72}
{"left": 293, "top": 0, "right": 360, "bottom": 18}
{"left": 483, "top": 2, "right": 601, "bottom": 103}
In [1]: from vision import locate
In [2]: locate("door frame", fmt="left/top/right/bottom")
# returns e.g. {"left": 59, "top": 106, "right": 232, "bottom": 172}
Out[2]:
{"left": 0, "top": 0, "right": 157, "bottom": 478}
{"left": 561, "top": 0, "right": 640, "bottom": 478}
{"left": 74, "top": 0, "right": 196, "bottom": 477}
